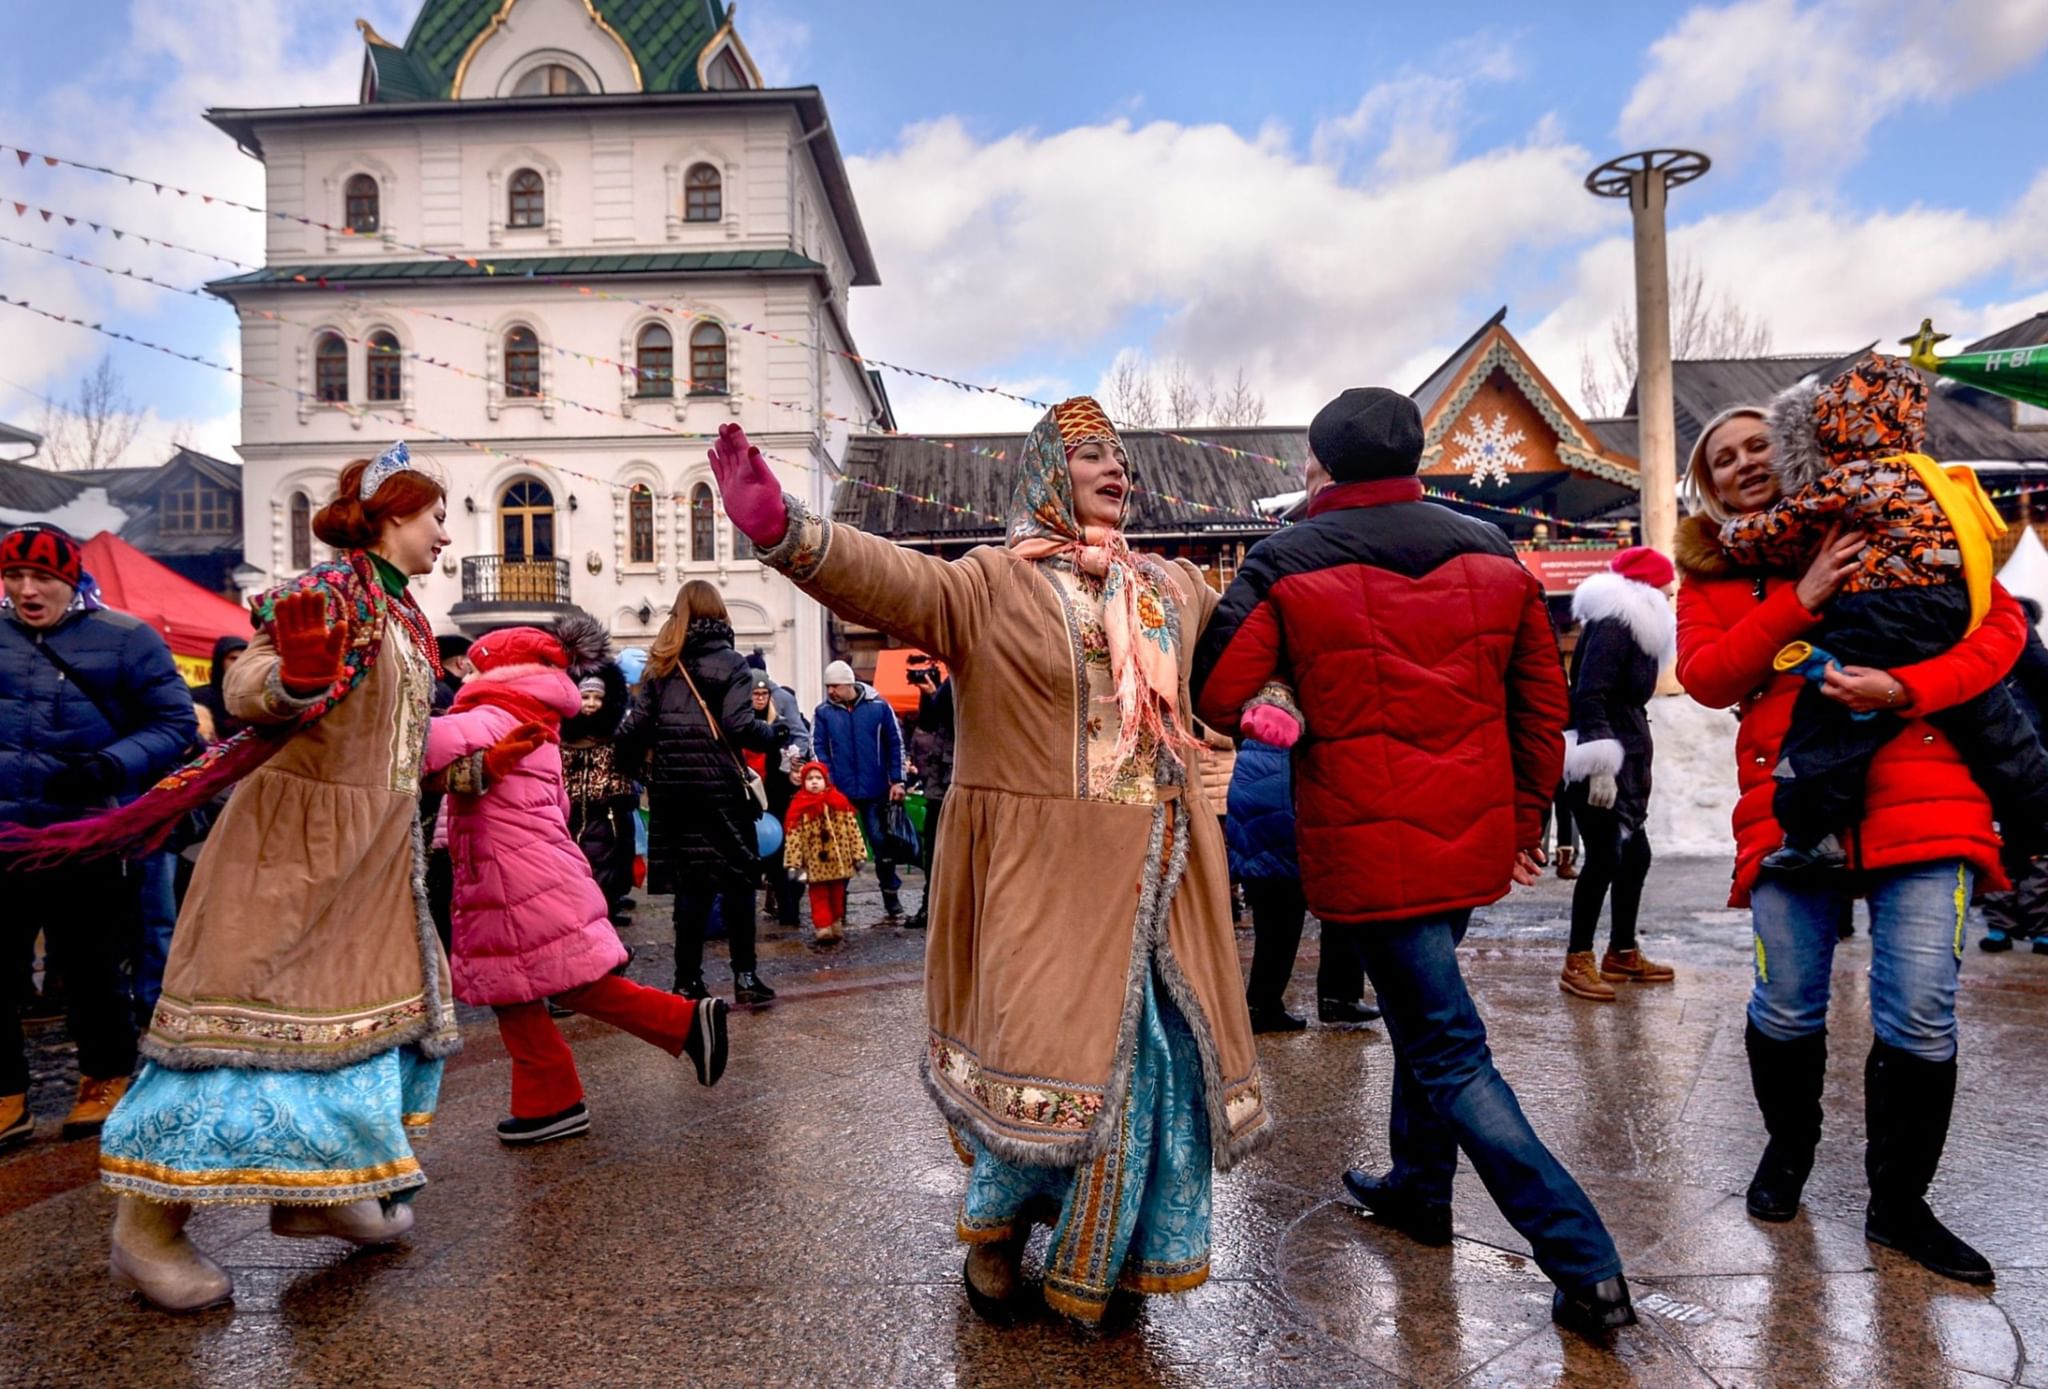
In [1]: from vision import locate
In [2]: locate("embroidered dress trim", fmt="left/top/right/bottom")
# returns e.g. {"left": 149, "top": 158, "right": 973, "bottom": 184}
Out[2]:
{"left": 147, "top": 994, "right": 430, "bottom": 1053}
{"left": 101, "top": 1153, "right": 424, "bottom": 1206}
{"left": 929, "top": 1034, "right": 1106, "bottom": 1135}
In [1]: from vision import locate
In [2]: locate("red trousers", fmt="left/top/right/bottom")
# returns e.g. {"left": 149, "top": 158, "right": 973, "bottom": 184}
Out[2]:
{"left": 492, "top": 974, "right": 697, "bottom": 1118}
{"left": 808, "top": 881, "right": 848, "bottom": 930}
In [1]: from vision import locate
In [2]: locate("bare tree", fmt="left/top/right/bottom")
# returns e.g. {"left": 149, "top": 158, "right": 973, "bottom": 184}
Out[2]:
{"left": 1578, "top": 259, "right": 1774, "bottom": 417}
{"left": 38, "top": 356, "right": 144, "bottom": 471}
{"left": 1103, "top": 353, "right": 1160, "bottom": 428}
{"left": 1162, "top": 358, "right": 1214, "bottom": 428}
{"left": 1212, "top": 367, "right": 1267, "bottom": 427}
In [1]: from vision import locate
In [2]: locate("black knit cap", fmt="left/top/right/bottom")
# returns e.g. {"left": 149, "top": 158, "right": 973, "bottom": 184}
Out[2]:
{"left": 1308, "top": 387, "right": 1425, "bottom": 483}
{"left": 435, "top": 633, "right": 472, "bottom": 661}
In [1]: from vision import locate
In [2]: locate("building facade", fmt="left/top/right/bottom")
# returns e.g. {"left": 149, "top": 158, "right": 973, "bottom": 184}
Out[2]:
{"left": 205, "top": 0, "right": 885, "bottom": 709}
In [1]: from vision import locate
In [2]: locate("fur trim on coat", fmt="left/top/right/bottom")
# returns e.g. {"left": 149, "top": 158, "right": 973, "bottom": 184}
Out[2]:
{"left": 1562, "top": 728, "right": 1625, "bottom": 784}
{"left": 1571, "top": 571, "right": 1675, "bottom": 666}
{"left": 1766, "top": 375, "right": 1830, "bottom": 495}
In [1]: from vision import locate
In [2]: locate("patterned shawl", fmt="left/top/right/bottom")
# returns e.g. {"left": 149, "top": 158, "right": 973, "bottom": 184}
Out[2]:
{"left": 1008, "top": 396, "right": 1191, "bottom": 787}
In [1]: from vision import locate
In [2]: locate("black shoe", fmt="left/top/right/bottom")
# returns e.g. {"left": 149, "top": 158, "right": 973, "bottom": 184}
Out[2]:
{"left": 733, "top": 971, "right": 776, "bottom": 1006}
{"left": 1744, "top": 1021, "right": 1824, "bottom": 1223}
{"left": 682, "top": 997, "right": 730, "bottom": 1087}
{"left": 1761, "top": 835, "right": 1847, "bottom": 875}
{"left": 618, "top": 896, "right": 637, "bottom": 911}
{"left": 1551, "top": 1275, "right": 1637, "bottom": 1336}
{"left": 1318, "top": 998, "right": 1382, "bottom": 1027}
{"left": 674, "top": 977, "right": 709, "bottom": 1002}
{"left": 904, "top": 908, "right": 928, "bottom": 931}
{"left": 1248, "top": 1007, "right": 1307, "bottom": 1034}
{"left": 2034, "top": 937, "right": 2048, "bottom": 955}
{"left": 609, "top": 945, "right": 636, "bottom": 977}
{"left": 1340, "top": 1169, "right": 1452, "bottom": 1246}
{"left": 882, "top": 892, "right": 905, "bottom": 923}
{"left": 1863, "top": 1039, "right": 1994, "bottom": 1285}
{"left": 546, "top": 999, "right": 574, "bottom": 1018}
{"left": 1980, "top": 929, "right": 2013, "bottom": 953}
{"left": 496, "top": 1102, "right": 590, "bottom": 1146}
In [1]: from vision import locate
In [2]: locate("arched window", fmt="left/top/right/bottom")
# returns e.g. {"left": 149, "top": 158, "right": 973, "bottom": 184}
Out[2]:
{"left": 289, "top": 491, "right": 312, "bottom": 570}
{"left": 684, "top": 164, "right": 721, "bottom": 223}
{"left": 689, "top": 322, "right": 728, "bottom": 395}
{"left": 314, "top": 333, "right": 348, "bottom": 402}
{"left": 513, "top": 63, "right": 589, "bottom": 96}
{"left": 508, "top": 168, "right": 545, "bottom": 228}
{"left": 500, "top": 478, "right": 555, "bottom": 560}
{"left": 503, "top": 326, "right": 541, "bottom": 398}
{"left": 732, "top": 519, "right": 752, "bottom": 563}
{"left": 343, "top": 174, "right": 380, "bottom": 234}
{"left": 634, "top": 324, "right": 673, "bottom": 398}
{"left": 367, "top": 331, "right": 402, "bottom": 402}
{"left": 628, "top": 483, "right": 655, "bottom": 565}
{"left": 690, "top": 483, "right": 716, "bottom": 562}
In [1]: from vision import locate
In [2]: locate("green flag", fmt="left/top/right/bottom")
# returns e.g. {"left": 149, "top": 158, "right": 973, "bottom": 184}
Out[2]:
{"left": 1903, "top": 319, "right": 2048, "bottom": 410}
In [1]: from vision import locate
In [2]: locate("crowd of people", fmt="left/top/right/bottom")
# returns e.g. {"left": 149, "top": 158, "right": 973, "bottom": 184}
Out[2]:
{"left": 1, "top": 347, "right": 2043, "bottom": 1334}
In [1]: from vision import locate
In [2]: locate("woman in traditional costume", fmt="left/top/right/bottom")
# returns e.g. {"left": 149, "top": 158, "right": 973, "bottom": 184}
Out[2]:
{"left": 8, "top": 444, "right": 466, "bottom": 1312}
{"left": 706, "top": 403, "right": 1274, "bottom": 1326}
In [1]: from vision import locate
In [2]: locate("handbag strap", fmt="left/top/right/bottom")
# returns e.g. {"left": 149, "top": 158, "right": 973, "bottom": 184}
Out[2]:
{"left": 672, "top": 659, "right": 753, "bottom": 784}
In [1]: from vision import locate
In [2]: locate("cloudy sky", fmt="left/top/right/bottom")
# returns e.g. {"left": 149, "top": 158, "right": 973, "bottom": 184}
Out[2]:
{"left": 1, "top": 0, "right": 2045, "bottom": 460}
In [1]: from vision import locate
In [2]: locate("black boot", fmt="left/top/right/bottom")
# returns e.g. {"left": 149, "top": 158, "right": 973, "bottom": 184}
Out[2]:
{"left": 733, "top": 971, "right": 776, "bottom": 1007}
{"left": 1552, "top": 1274, "right": 1637, "bottom": 1336}
{"left": 1744, "top": 1021, "right": 1826, "bottom": 1222}
{"left": 1863, "top": 1040, "right": 1993, "bottom": 1285}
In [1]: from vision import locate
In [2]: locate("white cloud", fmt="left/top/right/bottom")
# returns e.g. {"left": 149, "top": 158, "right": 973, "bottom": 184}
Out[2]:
{"left": 847, "top": 97, "right": 1607, "bottom": 430}
{"left": 1620, "top": 0, "right": 2048, "bottom": 172}
{"left": 741, "top": 7, "right": 813, "bottom": 87}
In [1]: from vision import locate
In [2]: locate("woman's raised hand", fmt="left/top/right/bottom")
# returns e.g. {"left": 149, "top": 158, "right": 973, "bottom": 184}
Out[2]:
{"left": 1793, "top": 524, "right": 1867, "bottom": 613}
{"left": 707, "top": 423, "right": 789, "bottom": 549}
{"left": 272, "top": 591, "right": 348, "bottom": 695}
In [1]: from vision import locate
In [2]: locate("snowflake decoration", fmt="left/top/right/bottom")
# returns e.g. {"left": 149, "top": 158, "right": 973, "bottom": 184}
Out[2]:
{"left": 1449, "top": 412, "right": 1528, "bottom": 487}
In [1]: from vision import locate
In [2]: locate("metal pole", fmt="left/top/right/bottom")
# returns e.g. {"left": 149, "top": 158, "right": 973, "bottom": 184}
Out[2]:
{"left": 1631, "top": 169, "right": 1677, "bottom": 564}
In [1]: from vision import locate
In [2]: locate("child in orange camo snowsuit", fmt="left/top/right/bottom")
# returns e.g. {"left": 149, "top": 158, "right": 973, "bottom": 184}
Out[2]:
{"left": 1719, "top": 352, "right": 2048, "bottom": 870}
{"left": 783, "top": 761, "right": 866, "bottom": 943}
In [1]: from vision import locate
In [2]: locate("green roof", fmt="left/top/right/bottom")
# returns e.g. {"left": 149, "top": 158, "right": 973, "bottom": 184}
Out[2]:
{"left": 368, "top": 0, "right": 731, "bottom": 102}
{"left": 206, "top": 248, "right": 825, "bottom": 293}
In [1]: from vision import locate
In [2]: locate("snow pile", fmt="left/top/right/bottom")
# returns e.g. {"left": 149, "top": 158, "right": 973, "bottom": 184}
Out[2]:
{"left": 1646, "top": 692, "right": 1740, "bottom": 858}
{"left": 0, "top": 486, "right": 129, "bottom": 538}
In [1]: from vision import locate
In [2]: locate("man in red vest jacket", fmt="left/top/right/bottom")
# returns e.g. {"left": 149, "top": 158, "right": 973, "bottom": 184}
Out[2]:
{"left": 1193, "top": 387, "right": 1633, "bottom": 1339}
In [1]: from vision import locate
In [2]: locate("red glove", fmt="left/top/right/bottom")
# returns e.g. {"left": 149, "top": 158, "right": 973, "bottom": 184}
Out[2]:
{"left": 483, "top": 721, "right": 556, "bottom": 781}
{"left": 706, "top": 423, "right": 789, "bottom": 548}
{"left": 272, "top": 591, "right": 348, "bottom": 696}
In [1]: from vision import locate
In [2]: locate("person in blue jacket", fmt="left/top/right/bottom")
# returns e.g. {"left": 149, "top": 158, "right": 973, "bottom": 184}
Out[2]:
{"left": 1, "top": 523, "right": 196, "bottom": 1149}
{"left": 812, "top": 659, "right": 908, "bottom": 921}
{"left": 1226, "top": 736, "right": 1381, "bottom": 1033}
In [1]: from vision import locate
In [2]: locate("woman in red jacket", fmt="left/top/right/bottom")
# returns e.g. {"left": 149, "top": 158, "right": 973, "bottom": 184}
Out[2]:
{"left": 1677, "top": 403, "right": 2025, "bottom": 1287}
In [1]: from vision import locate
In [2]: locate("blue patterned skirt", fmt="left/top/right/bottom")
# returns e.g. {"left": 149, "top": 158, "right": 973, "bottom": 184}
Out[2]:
{"left": 957, "top": 966, "right": 1213, "bottom": 1322}
{"left": 99, "top": 1046, "right": 442, "bottom": 1206}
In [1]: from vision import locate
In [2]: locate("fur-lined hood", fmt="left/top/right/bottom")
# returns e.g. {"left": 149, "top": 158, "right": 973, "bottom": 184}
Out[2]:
{"left": 553, "top": 609, "right": 612, "bottom": 682}
{"left": 1571, "top": 570, "right": 1674, "bottom": 665}
{"left": 562, "top": 659, "right": 628, "bottom": 743}
{"left": 1767, "top": 351, "right": 1928, "bottom": 495}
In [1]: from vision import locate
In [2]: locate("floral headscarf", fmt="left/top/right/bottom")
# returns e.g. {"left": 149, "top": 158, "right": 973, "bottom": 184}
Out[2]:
{"left": 1008, "top": 396, "right": 1191, "bottom": 787}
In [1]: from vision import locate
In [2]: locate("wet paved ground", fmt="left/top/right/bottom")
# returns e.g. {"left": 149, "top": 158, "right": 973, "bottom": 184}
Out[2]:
{"left": 4, "top": 858, "right": 2047, "bottom": 1387}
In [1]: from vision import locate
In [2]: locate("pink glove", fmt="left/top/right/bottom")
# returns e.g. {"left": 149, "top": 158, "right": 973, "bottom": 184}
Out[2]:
{"left": 1241, "top": 702, "right": 1302, "bottom": 749}
{"left": 707, "top": 423, "right": 789, "bottom": 548}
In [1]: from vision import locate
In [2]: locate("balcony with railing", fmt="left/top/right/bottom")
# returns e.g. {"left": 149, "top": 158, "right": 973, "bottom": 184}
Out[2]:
{"left": 449, "top": 555, "right": 574, "bottom": 629}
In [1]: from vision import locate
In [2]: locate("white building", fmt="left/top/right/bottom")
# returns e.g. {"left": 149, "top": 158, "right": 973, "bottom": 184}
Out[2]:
{"left": 205, "top": 0, "right": 885, "bottom": 709}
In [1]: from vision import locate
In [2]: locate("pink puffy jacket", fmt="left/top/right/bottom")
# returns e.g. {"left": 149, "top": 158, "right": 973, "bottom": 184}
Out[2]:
{"left": 424, "top": 665, "right": 627, "bottom": 1005}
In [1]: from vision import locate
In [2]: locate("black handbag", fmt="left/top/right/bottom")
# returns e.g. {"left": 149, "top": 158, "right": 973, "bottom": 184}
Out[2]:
{"left": 876, "top": 801, "right": 921, "bottom": 864}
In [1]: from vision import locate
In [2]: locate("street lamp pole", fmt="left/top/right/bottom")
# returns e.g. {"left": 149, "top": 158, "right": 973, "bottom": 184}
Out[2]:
{"left": 1585, "top": 149, "right": 1710, "bottom": 565}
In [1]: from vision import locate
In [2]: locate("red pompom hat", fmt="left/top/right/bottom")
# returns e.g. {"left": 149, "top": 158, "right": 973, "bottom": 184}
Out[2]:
{"left": 1609, "top": 545, "right": 1675, "bottom": 590}
{"left": 468, "top": 626, "right": 568, "bottom": 674}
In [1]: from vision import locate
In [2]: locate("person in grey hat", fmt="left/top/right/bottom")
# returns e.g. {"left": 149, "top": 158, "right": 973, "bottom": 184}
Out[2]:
{"left": 812, "top": 659, "right": 908, "bottom": 922}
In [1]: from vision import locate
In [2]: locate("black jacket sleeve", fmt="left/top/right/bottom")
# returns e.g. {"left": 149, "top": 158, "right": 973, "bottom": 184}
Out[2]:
{"left": 1568, "top": 618, "right": 1630, "bottom": 751}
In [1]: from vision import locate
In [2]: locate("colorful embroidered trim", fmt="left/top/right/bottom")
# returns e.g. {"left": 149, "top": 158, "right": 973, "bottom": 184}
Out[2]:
{"left": 148, "top": 995, "right": 430, "bottom": 1052}
{"left": 929, "top": 1035, "right": 1106, "bottom": 1134}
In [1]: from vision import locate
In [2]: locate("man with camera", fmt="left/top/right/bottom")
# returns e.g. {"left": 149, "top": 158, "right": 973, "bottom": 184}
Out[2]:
{"left": 904, "top": 656, "right": 954, "bottom": 932}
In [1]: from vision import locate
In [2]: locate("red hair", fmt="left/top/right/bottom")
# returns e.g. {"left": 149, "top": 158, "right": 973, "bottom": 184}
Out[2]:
{"left": 312, "top": 458, "right": 446, "bottom": 550}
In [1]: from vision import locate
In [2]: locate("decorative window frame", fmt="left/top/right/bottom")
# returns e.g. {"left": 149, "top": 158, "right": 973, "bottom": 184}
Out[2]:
{"left": 613, "top": 461, "right": 669, "bottom": 582}
{"left": 361, "top": 321, "right": 417, "bottom": 424}
{"left": 618, "top": 311, "right": 687, "bottom": 419}
{"left": 681, "top": 470, "right": 722, "bottom": 569}
{"left": 487, "top": 312, "right": 555, "bottom": 421}
{"left": 664, "top": 147, "right": 740, "bottom": 242}
{"left": 477, "top": 459, "right": 569, "bottom": 560}
{"left": 677, "top": 309, "right": 741, "bottom": 417}
{"left": 486, "top": 146, "right": 564, "bottom": 248}
{"left": 322, "top": 154, "right": 398, "bottom": 253}
{"left": 299, "top": 325, "right": 355, "bottom": 423}
{"left": 273, "top": 465, "right": 350, "bottom": 572}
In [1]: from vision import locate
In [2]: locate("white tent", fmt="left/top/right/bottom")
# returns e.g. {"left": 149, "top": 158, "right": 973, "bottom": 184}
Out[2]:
{"left": 1997, "top": 526, "right": 2048, "bottom": 640}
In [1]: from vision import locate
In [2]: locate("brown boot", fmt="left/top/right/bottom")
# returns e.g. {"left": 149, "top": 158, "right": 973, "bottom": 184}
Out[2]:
{"left": 109, "top": 1196, "right": 232, "bottom": 1313}
{"left": 0, "top": 1093, "right": 32, "bottom": 1150}
{"left": 1601, "top": 948, "right": 1676, "bottom": 983}
{"left": 1559, "top": 952, "right": 1616, "bottom": 1002}
{"left": 271, "top": 1198, "right": 415, "bottom": 1246}
{"left": 963, "top": 1234, "right": 1027, "bottom": 1324}
{"left": 62, "top": 1075, "right": 132, "bottom": 1138}
{"left": 1555, "top": 846, "right": 1580, "bottom": 880}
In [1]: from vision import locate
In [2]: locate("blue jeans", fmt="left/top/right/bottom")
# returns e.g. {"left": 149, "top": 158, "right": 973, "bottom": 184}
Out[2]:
{"left": 1354, "top": 912, "right": 1622, "bottom": 1291}
{"left": 135, "top": 852, "right": 178, "bottom": 1013}
{"left": 1748, "top": 860, "right": 1972, "bottom": 1062}
{"left": 852, "top": 798, "right": 903, "bottom": 895}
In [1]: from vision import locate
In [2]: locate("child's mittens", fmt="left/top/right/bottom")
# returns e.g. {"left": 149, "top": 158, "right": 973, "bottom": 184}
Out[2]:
{"left": 484, "top": 721, "right": 558, "bottom": 780}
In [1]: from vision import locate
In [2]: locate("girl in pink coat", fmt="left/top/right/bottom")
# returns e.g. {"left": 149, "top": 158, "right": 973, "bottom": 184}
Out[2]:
{"left": 424, "top": 616, "right": 728, "bottom": 1144}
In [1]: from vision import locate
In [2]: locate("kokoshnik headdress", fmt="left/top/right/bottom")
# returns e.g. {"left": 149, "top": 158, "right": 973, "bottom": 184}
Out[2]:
{"left": 360, "top": 440, "right": 414, "bottom": 500}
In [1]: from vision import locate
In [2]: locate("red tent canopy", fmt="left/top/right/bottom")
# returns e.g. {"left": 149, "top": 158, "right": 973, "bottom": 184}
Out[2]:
{"left": 80, "top": 532, "right": 251, "bottom": 683}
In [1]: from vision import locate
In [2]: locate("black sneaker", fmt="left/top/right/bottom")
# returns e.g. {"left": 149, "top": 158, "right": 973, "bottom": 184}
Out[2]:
{"left": 682, "top": 997, "right": 730, "bottom": 1087}
{"left": 733, "top": 971, "right": 777, "bottom": 1006}
{"left": 496, "top": 1102, "right": 590, "bottom": 1146}
{"left": 546, "top": 999, "right": 574, "bottom": 1018}
{"left": 1318, "top": 998, "right": 1382, "bottom": 1027}
{"left": 1552, "top": 1275, "right": 1637, "bottom": 1336}
{"left": 1761, "top": 835, "right": 1847, "bottom": 875}
{"left": 674, "top": 976, "right": 709, "bottom": 1001}
{"left": 904, "top": 908, "right": 929, "bottom": 931}
{"left": 1340, "top": 1169, "right": 1452, "bottom": 1246}
{"left": 609, "top": 945, "right": 637, "bottom": 977}
{"left": 1981, "top": 929, "right": 2014, "bottom": 953}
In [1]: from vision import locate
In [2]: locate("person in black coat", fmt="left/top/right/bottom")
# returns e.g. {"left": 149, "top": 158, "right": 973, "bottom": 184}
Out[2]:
{"left": 617, "top": 582, "right": 785, "bottom": 1005}
{"left": 564, "top": 657, "right": 639, "bottom": 929}
{"left": 1557, "top": 549, "right": 1678, "bottom": 1001}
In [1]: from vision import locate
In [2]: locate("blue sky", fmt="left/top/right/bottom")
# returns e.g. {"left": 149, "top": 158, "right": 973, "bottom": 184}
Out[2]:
{"left": 1, "top": 0, "right": 2045, "bottom": 456}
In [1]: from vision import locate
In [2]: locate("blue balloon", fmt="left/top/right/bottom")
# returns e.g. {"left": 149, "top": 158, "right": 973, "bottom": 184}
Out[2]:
{"left": 754, "top": 812, "right": 783, "bottom": 859}
{"left": 615, "top": 647, "right": 648, "bottom": 685}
